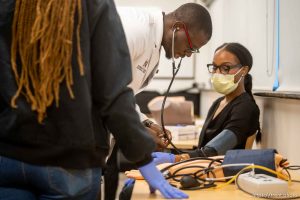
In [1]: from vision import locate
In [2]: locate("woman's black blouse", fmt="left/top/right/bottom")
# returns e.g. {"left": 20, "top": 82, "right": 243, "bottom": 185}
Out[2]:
{"left": 198, "top": 92, "right": 260, "bottom": 150}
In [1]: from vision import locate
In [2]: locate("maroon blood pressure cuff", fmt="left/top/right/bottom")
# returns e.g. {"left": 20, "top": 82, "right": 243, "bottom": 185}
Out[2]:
{"left": 222, "top": 149, "right": 277, "bottom": 177}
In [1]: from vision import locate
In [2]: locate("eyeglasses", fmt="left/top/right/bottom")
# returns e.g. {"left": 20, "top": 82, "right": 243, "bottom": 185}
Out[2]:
{"left": 207, "top": 63, "right": 242, "bottom": 74}
{"left": 181, "top": 23, "right": 200, "bottom": 54}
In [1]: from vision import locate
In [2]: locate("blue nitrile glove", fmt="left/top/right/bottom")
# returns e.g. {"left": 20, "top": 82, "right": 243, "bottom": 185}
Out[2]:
{"left": 124, "top": 178, "right": 135, "bottom": 187}
{"left": 138, "top": 161, "right": 188, "bottom": 199}
{"left": 152, "top": 152, "right": 175, "bottom": 165}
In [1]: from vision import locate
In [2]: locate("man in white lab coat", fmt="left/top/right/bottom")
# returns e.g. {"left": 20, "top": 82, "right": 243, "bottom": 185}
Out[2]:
{"left": 118, "top": 3, "right": 212, "bottom": 147}
{"left": 120, "top": 5, "right": 211, "bottom": 95}
{"left": 105, "top": 3, "right": 212, "bottom": 200}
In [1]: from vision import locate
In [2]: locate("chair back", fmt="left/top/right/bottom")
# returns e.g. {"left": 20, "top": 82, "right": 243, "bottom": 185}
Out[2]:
{"left": 245, "top": 131, "right": 257, "bottom": 149}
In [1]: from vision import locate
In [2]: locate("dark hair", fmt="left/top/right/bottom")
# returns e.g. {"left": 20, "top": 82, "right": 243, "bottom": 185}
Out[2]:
{"left": 215, "top": 43, "right": 261, "bottom": 142}
{"left": 215, "top": 42, "right": 253, "bottom": 100}
{"left": 174, "top": 3, "right": 212, "bottom": 41}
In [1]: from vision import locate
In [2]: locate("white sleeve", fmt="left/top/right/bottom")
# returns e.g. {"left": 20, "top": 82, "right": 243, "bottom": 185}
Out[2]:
{"left": 117, "top": 7, "right": 146, "bottom": 62}
{"left": 135, "top": 104, "right": 148, "bottom": 122}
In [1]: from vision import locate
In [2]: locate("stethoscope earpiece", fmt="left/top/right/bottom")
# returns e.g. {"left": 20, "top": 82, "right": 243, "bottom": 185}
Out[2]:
{"left": 172, "top": 26, "right": 180, "bottom": 32}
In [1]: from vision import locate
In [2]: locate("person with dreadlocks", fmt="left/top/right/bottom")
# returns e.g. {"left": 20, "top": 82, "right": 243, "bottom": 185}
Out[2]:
{"left": 0, "top": 0, "right": 188, "bottom": 199}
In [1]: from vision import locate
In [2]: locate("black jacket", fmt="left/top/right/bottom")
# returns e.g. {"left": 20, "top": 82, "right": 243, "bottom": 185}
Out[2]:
{"left": 0, "top": 0, "right": 155, "bottom": 169}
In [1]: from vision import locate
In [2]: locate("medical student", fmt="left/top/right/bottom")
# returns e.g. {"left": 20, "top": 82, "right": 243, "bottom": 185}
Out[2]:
{"left": 152, "top": 42, "right": 261, "bottom": 164}
{"left": 117, "top": 3, "right": 212, "bottom": 146}
{"left": 0, "top": 0, "right": 188, "bottom": 199}
{"left": 104, "top": 3, "right": 213, "bottom": 200}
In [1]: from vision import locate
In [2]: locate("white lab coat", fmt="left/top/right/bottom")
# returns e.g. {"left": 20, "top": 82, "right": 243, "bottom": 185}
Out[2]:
{"left": 118, "top": 7, "right": 164, "bottom": 121}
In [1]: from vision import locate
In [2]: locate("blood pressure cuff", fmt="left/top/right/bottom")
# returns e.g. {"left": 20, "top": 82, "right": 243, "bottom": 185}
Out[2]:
{"left": 222, "top": 149, "right": 277, "bottom": 177}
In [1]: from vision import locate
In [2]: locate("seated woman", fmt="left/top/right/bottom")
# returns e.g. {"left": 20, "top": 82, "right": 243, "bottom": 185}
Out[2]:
{"left": 153, "top": 42, "right": 261, "bottom": 164}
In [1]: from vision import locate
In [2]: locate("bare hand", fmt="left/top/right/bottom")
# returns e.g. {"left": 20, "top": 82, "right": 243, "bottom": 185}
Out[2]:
{"left": 145, "top": 123, "right": 172, "bottom": 151}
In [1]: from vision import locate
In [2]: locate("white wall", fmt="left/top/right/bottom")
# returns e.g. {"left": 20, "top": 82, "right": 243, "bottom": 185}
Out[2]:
{"left": 196, "top": 0, "right": 277, "bottom": 91}
{"left": 200, "top": 0, "right": 300, "bottom": 92}
{"left": 258, "top": 97, "right": 300, "bottom": 166}
{"left": 277, "top": 0, "right": 300, "bottom": 92}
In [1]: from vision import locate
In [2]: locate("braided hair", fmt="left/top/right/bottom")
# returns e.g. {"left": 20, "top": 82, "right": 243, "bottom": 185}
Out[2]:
{"left": 11, "top": 0, "right": 83, "bottom": 123}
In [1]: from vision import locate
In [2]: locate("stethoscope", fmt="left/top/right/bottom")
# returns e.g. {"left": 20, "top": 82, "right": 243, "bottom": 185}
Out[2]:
{"left": 160, "top": 156, "right": 255, "bottom": 190}
{"left": 160, "top": 27, "right": 184, "bottom": 153}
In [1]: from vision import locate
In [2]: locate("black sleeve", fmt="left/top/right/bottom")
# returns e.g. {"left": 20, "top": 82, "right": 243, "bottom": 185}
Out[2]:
{"left": 196, "top": 97, "right": 222, "bottom": 147}
{"left": 224, "top": 100, "right": 260, "bottom": 145}
{"left": 89, "top": 0, "right": 155, "bottom": 167}
{"left": 188, "top": 98, "right": 222, "bottom": 158}
{"left": 188, "top": 146, "right": 218, "bottom": 158}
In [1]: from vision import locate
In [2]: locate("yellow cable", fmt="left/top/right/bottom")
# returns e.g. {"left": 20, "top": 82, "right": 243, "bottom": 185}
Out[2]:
{"left": 215, "top": 164, "right": 291, "bottom": 189}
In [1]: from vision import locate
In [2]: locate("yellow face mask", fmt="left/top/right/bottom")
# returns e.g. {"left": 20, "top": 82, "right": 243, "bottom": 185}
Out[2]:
{"left": 211, "top": 68, "right": 243, "bottom": 95}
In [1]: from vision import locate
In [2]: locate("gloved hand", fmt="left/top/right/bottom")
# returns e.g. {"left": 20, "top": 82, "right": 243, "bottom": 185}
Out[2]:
{"left": 152, "top": 152, "right": 175, "bottom": 165}
{"left": 123, "top": 178, "right": 135, "bottom": 187}
{"left": 138, "top": 161, "right": 188, "bottom": 199}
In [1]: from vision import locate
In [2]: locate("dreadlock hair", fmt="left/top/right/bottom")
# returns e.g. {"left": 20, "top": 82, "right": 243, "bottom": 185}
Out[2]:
{"left": 173, "top": 3, "right": 212, "bottom": 41}
{"left": 11, "top": 0, "right": 84, "bottom": 123}
{"left": 215, "top": 42, "right": 262, "bottom": 143}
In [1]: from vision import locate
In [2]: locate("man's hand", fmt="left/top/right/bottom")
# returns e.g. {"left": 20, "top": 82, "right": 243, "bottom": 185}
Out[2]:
{"left": 143, "top": 120, "right": 172, "bottom": 151}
